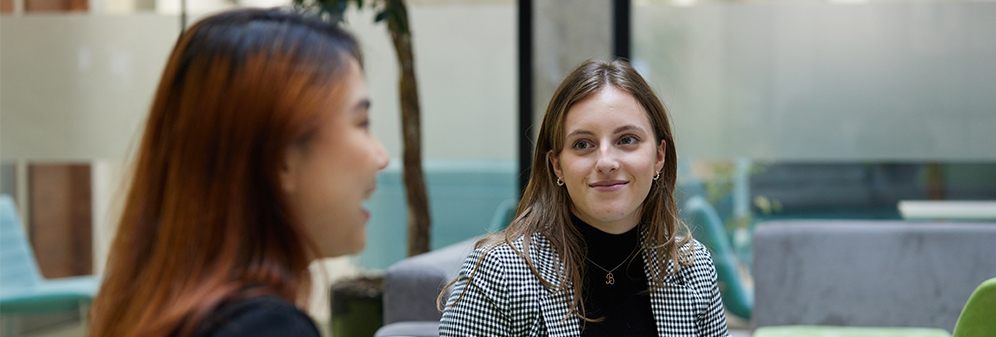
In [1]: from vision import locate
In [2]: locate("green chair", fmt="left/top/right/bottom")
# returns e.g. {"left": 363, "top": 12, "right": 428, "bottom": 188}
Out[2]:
{"left": 953, "top": 277, "right": 996, "bottom": 337}
{"left": 0, "top": 195, "right": 98, "bottom": 335}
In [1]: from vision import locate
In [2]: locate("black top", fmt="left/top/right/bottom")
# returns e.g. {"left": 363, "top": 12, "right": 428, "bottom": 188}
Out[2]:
{"left": 574, "top": 214, "right": 657, "bottom": 337}
{"left": 192, "top": 295, "right": 320, "bottom": 337}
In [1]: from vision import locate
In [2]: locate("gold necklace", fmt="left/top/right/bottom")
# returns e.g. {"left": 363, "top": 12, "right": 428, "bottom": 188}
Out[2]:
{"left": 585, "top": 246, "right": 640, "bottom": 285}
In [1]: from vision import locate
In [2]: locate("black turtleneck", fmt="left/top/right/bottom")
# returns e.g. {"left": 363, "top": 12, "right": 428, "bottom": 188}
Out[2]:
{"left": 573, "top": 213, "right": 657, "bottom": 337}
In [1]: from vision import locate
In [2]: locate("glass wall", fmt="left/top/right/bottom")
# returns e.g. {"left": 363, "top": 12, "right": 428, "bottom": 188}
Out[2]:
{"left": 633, "top": 1, "right": 996, "bottom": 161}
{"left": 633, "top": 0, "right": 996, "bottom": 321}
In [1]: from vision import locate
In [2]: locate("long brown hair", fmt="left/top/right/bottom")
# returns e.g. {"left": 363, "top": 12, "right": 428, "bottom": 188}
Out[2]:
{"left": 442, "top": 59, "right": 693, "bottom": 321}
{"left": 89, "top": 8, "right": 361, "bottom": 337}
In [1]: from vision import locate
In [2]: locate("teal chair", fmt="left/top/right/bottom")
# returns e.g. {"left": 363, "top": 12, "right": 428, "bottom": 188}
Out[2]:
{"left": 487, "top": 198, "right": 518, "bottom": 232}
{"left": 680, "top": 195, "right": 753, "bottom": 320}
{"left": 0, "top": 195, "right": 99, "bottom": 335}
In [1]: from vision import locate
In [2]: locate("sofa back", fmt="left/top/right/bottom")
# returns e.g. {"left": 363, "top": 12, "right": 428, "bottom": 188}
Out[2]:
{"left": 383, "top": 238, "right": 478, "bottom": 325}
{"left": 753, "top": 220, "right": 996, "bottom": 331}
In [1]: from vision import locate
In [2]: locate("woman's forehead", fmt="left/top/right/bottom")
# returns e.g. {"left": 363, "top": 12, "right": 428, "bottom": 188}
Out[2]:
{"left": 561, "top": 90, "right": 652, "bottom": 134}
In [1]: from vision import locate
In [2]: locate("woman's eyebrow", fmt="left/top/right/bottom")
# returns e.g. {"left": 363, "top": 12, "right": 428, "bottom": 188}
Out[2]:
{"left": 614, "top": 125, "right": 644, "bottom": 134}
{"left": 565, "top": 129, "right": 595, "bottom": 138}
{"left": 567, "top": 125, "right": 645, "bottom": 137}
{"left": 566, "top": 124, "right": 647, "bottom": 139}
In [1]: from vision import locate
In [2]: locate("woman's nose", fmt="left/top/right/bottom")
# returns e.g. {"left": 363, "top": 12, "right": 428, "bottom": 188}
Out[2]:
{"left": 595, "top": 148, "right": 619, "bottom": 174}
{"left": 374, "top": 139, "right": 390, "bottom": 170}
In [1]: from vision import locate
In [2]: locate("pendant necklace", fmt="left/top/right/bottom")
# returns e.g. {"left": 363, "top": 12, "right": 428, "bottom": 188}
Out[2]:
{"left": 586, "top": 246, "right": 640, "bottom": 285}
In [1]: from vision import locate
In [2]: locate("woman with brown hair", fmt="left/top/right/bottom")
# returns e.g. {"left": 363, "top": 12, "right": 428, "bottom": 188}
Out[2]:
{"left": 439, "top": 59, "right": 728, "bottom": 336}
{"left": 89, "top": 8, "right": 388, "bottom": 337}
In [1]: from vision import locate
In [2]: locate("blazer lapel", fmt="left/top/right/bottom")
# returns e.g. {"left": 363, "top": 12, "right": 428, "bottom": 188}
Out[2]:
{"left": 538, "top": 287, "right": 580, "bottom": 337}
{"left": 642, "top": 231, "right": 700, "bottom": 336}
{"left": 531, "top": 234, "right": 583, "bottom": 337}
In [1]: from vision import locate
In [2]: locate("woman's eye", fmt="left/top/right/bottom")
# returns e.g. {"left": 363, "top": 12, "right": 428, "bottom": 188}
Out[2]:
{"left": 572, "top": 140, "right": 592, "bottom": 150}
{"left": 619, "top": 136, "right": 639, "bottom": 145}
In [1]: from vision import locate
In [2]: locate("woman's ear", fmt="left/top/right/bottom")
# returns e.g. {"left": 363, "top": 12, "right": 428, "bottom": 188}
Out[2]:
{"left": 548, "top": 150, "right": 563, "bottom": 178}
{"left": 655, "top": 139, "right": 667, "bottom": 173}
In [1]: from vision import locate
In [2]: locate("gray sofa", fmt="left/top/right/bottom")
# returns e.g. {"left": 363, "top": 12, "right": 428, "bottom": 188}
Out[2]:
{"left": 752, "top": 220, "right": 996, "bottom": 331}
{"left": 375, "top": 237, "right": 479, "bottom": 337}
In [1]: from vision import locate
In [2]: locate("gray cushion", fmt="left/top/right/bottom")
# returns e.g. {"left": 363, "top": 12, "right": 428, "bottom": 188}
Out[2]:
{"left": 374, "top": 321, "right": 440, "bottom": 337}
{"left": 382, "top": 237, "right": 479, "bottom": 325}
{"left": 752, "top": 220, "right": 996, "bottom": 331}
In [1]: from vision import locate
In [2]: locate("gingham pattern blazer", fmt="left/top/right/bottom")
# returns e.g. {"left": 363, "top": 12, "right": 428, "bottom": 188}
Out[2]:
{"left": 439, "top": 230, "right": 729, "bottom": 337}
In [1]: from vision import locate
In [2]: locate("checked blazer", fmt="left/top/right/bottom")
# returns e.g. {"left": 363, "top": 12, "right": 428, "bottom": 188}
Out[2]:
{"left": 439, "top": 230, "right": 729, "bottom": 337}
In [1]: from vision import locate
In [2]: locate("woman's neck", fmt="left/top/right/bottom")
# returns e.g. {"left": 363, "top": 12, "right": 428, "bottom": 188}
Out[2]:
{"left": 572, "top": 214, "right": 640, "bottom": 247}
{"left": 572, "top": 213, "right": 641, "bottom": 268}
{"left": 569, "top": 207, "right": 641, "bottom": 234}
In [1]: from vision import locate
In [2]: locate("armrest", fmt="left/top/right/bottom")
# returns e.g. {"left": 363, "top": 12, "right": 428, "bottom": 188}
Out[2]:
{"left": 383, "top": 238, "right": 479, "bottom": 324}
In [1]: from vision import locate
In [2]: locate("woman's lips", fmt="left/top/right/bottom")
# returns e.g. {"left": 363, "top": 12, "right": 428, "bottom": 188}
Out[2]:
{"left": 361, "top": 184, "right": 375, "bottom": 222}
{"left": 590, "top": 180, "right": 627, "bottom": 192}
{"left": 364, "top": 183, "right": 377, "bottom": 199}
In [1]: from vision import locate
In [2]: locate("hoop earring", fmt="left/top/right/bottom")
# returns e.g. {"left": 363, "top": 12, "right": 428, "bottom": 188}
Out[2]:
{"left": 653, "top": 171, "right": 660, "bottom": 181}
{"left": 556, "top": 177, "right": 564, "bottom": 186}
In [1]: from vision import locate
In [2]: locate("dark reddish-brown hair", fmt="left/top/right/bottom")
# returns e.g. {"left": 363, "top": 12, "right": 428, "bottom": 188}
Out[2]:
{"left": 89, "top": 8, "right": 361, "bottom": 337}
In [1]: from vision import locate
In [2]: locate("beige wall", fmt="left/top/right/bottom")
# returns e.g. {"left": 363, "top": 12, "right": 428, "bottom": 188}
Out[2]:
{"left": 350, "top": 3, "right": 517, "bottom": 161}
{"left": 0, "top": 14, "right": 179, "bottom": 161}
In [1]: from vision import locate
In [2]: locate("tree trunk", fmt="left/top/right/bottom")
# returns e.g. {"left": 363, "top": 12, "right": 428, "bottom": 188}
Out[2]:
{"left": 386, "top": 0, "right": 431, "bottom": 256}
{"left": 925, "top": 162, "right": 946, "bottom": 200}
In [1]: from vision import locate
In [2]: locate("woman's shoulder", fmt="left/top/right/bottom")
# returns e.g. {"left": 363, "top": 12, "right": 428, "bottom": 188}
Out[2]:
{"left": 678, "top": 237, "right": 711, "bottom": 258}
{"left": 669, "top": 236, "right": 709, "bottom": 257}
{"left": 193, "top": 295, "right": 320, "bottom": 337}
{"left": 673, "top": 238, "right": 719, "bottom": 286}
{"left": 469, "top": 232, "right": 554, "bottom": 261}
{"left": 462, "top": 232, "right": 559, "bottom": 280}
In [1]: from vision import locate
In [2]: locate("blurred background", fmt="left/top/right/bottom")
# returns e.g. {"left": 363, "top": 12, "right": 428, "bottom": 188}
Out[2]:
{"left": 2, "top": 0, "right": 994, "bottom": 335}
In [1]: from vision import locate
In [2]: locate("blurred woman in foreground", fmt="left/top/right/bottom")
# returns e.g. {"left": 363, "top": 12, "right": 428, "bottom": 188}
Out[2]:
{"left": 89, "top": 8, "right": 388, "bottom": 337}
